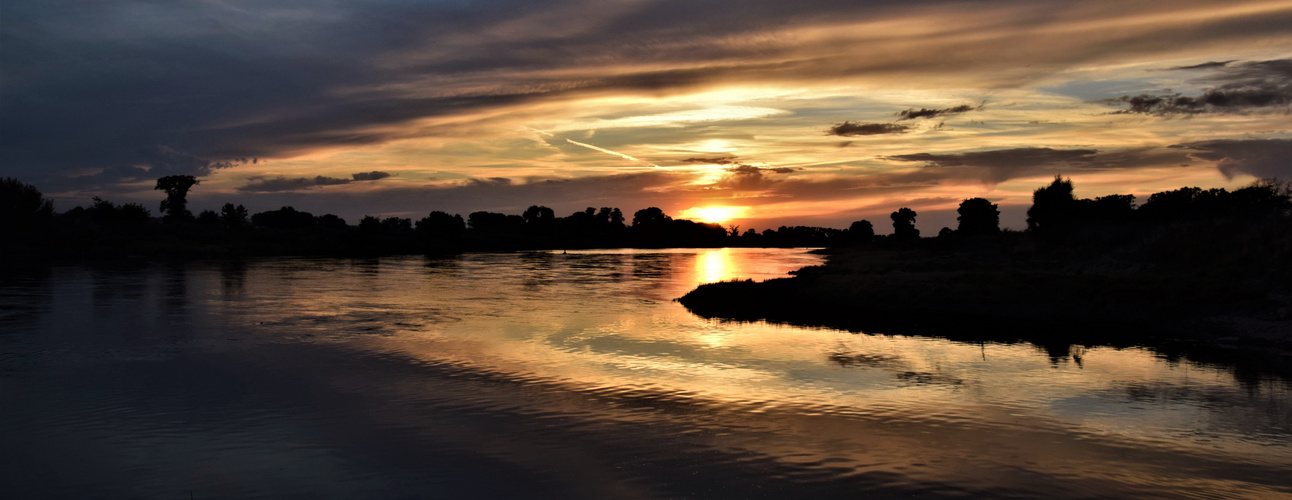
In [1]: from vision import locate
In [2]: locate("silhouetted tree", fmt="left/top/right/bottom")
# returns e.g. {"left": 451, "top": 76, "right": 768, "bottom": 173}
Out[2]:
{"left": 468, "top": 211, "right": 518, "bottom": 232}
{"left": 252, "top": 206, "right": 315, "bottom": 229}
{"left": 890, "top": 207, "right": 919, "bottom": 240}
{"left": 1084, "top": 194, "right": 1136, "bottom": 223}
{"left": 416, "top": 211, "right": 465, "bottom": 239}
{"left": 381, "top": 217, "right": 413, "bottom": 234}
{"left": 1027, "top": 175, "right": 1077, "bottom": 237}
{"left": 1139, "top": 186, "right": 1205, "bottom": 221}
{"left": 359, "top": 215, "right": 381, "bottom": 234}
{"left": 1, "top": 177, "right": 54, "bottom": 236}
{"left": 154, "top": 175, "right": 199, "bottom": 223}
{"left": 1232, "top": 179, "right": 1292, "bottom": 215}
{"left": 522, "top": 205, "right": 555, "bottom": 225}
{"left": 196, "top": 209, "right": 220, "bottom": 226}
{"left": 848, "top": 219, "right": 874, "bottom": 243}
{"left": 595, "top": 207, "right": 613, "bottom": 225}
{"left": 316, "top": 214, "right": 347, "bottom": 230}
{"left": 633, "top": 207, "right": 671, "bottom": 227}
{"left": 220, "top": 203, "right": 248, "bottom": 227}
{"left": 956, "top": 197, "right": 1000, "bottom": 235}
{"left": 84, "top": 197, "right": 150, "bottom": 228}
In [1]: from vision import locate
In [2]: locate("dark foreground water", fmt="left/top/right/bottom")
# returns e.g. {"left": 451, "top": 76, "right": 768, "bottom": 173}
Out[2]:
{"left": 2, "top": 248, "right": 1290, "bottom": 498}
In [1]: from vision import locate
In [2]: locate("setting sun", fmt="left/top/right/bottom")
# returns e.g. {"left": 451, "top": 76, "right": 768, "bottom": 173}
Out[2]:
{"left": 680, "top": 206, "right": 750, "bottom": 224}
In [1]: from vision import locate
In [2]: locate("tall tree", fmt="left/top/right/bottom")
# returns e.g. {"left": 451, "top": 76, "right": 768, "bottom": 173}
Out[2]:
{"left": 956, "top": 197, "right": 1000, "bottom": 235}
{"left": 632, "top": 207, "right": 670, "bottom": 227}
{"left": 417, "top": 211, "right": 465, "bottom": 239}
{"left": 890, "top": 207, "right": 920, "bottom": 240}
{"left": 220, "top": 203, "right": 249, "bottom": 227}
{"left": 0, "top": 177, "right": 54, "bottom": 235}
{"left": 155, "top": 175, "right": 199, "bottom": 223}
{"left": 1026, "top": 175, "right": 1076, "bottom": 236}
{"left": 848, "top": 219, "right": 874, "bottom": 242}
{"left": 522, "top": 205, "right": 555, "bottom": 224}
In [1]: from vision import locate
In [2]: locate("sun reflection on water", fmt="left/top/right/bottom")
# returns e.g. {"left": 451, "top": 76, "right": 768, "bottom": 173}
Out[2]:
{"left": 7, "top": 250, "right": 1292, "bottom": 498}
{"left": 695, "top": 247, "right": 735, "bottom": 285}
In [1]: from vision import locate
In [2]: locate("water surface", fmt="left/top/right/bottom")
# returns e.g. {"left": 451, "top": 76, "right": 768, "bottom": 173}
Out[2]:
{"left": 2, "top": 248, "right": 1289, "bottom": 498}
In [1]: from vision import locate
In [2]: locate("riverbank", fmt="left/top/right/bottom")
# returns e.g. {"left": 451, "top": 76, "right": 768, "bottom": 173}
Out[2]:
{"left": 678, "top": 244, "right": 1292, "bottom": 374}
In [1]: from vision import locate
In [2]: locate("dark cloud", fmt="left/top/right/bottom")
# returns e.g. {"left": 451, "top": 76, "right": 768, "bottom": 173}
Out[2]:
{"left": 351, "top": 171, "right": 392, "bottom": 181}
{"left": 1167, "top": 60, "right": 1234, "bottom": 70}
{"left": 1108, "top": 58, "right": 1292, "bottom": 114}
{"left": 889, "top": 148, "right": 1099, "bottom": 168}
{"left": 896, "top": 104, "right": 977, "bottom": 120}
{"left": 827, "top": 122, "right": 909, "bottom": 136}
{"left": 464, "top": 177, "right": 514, "bottom": 188}
{"left": 1173, "top": 139, "right": 1292, "bottom": 179}
{"left": 239, "top": 176, "right": 353, "bottom": 192}
{"left": 682, "top": 156, "right": 740, "bottom": 165}
{"left": 239, "top": 170, "right": 394, "bottom": 192}
{"left": 887, "top": 148, "right": 1100, "bottom": 184}
{"left": 715, "top": 164, "right": 796, "bottom": 190}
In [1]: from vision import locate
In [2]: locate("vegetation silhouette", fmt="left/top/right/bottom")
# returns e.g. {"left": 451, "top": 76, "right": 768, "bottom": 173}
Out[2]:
{"left": 680, "top": 175, "right": 1292, "bottom": 364}
{"left": 1, "top": 177, "right": 54, "bottom": 237}
{"left": 3, "top": 175, "right": 864, "bottom": 257}
{"left": 890, "top": 207, "right": 920, "bottom": 240}
{"left": 155, "top": 175, "right": 199, "bottom": 223}
{"left": 4, "top": 173, "right": 1289, "bottom": 375}
{"left": 956, "top": 197, "right": 1000, "bottom": 235}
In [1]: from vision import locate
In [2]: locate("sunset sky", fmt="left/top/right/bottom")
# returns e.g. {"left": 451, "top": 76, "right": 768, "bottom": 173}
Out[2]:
{"left": 4, "top": 0, "right": 1291, "bottom": 232}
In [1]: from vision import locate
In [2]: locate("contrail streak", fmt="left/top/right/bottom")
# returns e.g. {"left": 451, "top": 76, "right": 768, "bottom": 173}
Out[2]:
{"left": 565, "top": 139, "right": 662, "bottom": 168}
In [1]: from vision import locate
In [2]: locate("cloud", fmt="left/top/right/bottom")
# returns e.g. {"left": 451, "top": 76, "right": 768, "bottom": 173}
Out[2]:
{"left": 464, "top": 177, "right": 514, "bottom": 188}
{"left": 827, "top": 122, "right": 909, "bottom": 136}
{"left": 683, "top": 156, "right": 741, "bottom": 165}
{"left": 239, "top": 175, "right": 353, "bottom": 192}
{"left": 351, "top": 171, "right": 392, "bottom": 181}
{"left": 1107, "top": 58, "right": 1292, "bottom": 114}
{"left": 239, "top": 169, "right": 395, "bottom": 192}
{"left": 887, "top": 147, "right": 1101, "bottom": 184}
{"left": 889, "top": 148, "right": 1098, "bottom": 168}
{"left": 727, "top": 165, "right": 794, "bottom": 175}
{"left": 1173, "top": 139, "right": 1292, "bottom": 179}
{"left": 896, "top": 104, "right": 978, "bottom": 120}
{"left": 1167, "top": 60, "right": 1234, "bottom": 70}
{"left": 8, "top": 0, "right": 1292, "bottom": 211}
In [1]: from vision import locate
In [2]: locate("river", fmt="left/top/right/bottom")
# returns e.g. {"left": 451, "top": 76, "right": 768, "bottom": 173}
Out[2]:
{"left": 1, "top": 248, "right": 1289, "bottom": 498}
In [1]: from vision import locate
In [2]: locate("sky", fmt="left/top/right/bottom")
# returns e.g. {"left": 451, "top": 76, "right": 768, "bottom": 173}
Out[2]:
{"left": 3, "top": 0, "right": 1292, "bottom": 232}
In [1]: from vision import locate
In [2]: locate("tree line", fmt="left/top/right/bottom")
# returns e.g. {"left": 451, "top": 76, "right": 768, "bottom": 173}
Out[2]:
{"left": 2, "top": 174, "right": 1289, "bottom": 256}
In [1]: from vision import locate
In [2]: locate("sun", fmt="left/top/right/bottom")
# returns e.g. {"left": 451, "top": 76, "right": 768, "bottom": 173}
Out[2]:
{"left": 680, "top": 206, "right": 750, "bottom": 224}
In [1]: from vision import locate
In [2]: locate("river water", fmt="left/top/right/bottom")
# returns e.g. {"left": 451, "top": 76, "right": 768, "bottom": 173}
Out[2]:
{"left": 1, "top": 248, "right": 1289, "bottom": 498}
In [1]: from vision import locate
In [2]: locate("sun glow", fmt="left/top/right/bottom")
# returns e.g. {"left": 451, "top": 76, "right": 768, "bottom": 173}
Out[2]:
{"left": 680, "top": 206, "right": 750, "bottom": 224}
{"left": 695, "top": 248, "right": 735, "bottom": 285}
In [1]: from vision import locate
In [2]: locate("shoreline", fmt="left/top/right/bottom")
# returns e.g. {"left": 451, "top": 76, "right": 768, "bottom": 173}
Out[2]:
{"left": 678, "top": 247, "right": 1292, "bottom": 377}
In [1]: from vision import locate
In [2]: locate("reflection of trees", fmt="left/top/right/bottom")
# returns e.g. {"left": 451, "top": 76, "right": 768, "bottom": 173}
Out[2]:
{"left": 220, "top": 260, "right": 247, "bottom": 298}
{"left": 631, "top": 253, "right": 672, "bottom": 279}
{"left": 0, "top": 265, "right": 53, "bottom": 331}
{"left": 161, "top": 260, "right": 190, "bottom": 319}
